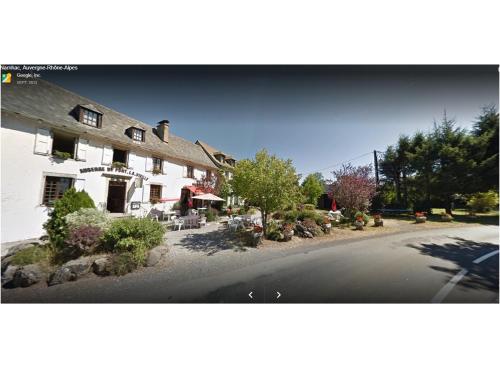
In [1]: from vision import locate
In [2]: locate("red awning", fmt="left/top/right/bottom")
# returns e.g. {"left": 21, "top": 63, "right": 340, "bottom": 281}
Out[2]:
{"left": 183, "top": 185, "right": 203, "bottom": 195}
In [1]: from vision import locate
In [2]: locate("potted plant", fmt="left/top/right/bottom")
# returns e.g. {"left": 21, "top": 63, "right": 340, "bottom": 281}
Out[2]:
{"left": 52, "top": 150, "right": 72, "bottom": 160}
{"left": 373, "top": 213, "right": 384, "bottom": 227}
{"left": 415, "top": 212, "right": 427, "bottom": 223}
{"left": 152, "top": 167, "right": 162, "bottom": 175}
{"left": 440, "top": 212, "right": 453, "bottom": 222}
{"left": 354, "top": 215, "right": 364, "bottom": 230}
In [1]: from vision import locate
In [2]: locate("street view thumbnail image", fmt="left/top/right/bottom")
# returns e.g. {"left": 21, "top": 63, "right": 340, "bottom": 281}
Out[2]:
{"left": 1, "top": 65, "right": 498, "bottom": 303}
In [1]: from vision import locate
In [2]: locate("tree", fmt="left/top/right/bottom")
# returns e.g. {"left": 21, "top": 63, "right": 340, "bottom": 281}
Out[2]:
{"left": 471, "top": 106, "right": 499, "bottom": 191}
{"left": 230, "top": 149, "right": 301, "bottom": 235}
{"left": 193, "top": 171, "right": 223, "bottom": 195}
{"left": 327, "top": 164, "right": 377, "bottom": 217}
{"left": 301, "top": 173, "right": 324, "bottom": 205}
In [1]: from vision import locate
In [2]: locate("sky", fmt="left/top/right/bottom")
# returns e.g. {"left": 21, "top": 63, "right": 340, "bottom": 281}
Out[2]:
{"left": 41, "top": 65, "right": 498, "bottom": 179}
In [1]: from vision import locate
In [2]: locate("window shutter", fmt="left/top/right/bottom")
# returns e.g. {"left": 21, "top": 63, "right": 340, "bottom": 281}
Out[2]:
{"left": 183, "top": 166, "right": 187, "bottom": 178}
{"left": 142, "top": 183, "right": 151, "bottom": 202}
{"left": 76, "top": 138, "right": 89, "bottom": 161}
{"left": 102, "top": 145, "right": 113, "bottom": 165}
{"left": 74, "top": 178, "right": 86, "bottom": 191}
{"left": 34, "top": 128, "right": 51, "bottom": 155}
{"left": 145, "top": 156, "right": 153, "bottom": 172}
{"left": 128, "top": 152, "right": 136, "bottom": 169}
{"left": 162, "top": 160, "right": 168, "bottom": 174}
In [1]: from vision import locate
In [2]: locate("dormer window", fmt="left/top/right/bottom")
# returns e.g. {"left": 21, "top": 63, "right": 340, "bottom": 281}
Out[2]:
{"left": 132, "top": 128, "right": 145, "bottom": 142}
{"left": 77, "top": 104, "right": 103, "bottom": 128}
{"left": 82, "top": 109, "right": 99, "bottom": 126}
{"left": 126, "top": 127, "right": 145, "bottom": 142}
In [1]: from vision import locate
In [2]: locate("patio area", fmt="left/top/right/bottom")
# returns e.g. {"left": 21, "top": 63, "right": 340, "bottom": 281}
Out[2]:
{"left": 165, "top": 222, "right": 249, "bottom": 256}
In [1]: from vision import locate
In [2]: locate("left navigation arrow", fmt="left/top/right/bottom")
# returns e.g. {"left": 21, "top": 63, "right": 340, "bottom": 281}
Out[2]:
{"left": 248, "top": 291, "right": 253, "bottom": 299}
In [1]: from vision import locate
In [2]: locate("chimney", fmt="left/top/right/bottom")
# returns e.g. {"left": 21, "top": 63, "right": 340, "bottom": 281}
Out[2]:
{"left": 156, "top": 120, "right": 170, "bottom": 143}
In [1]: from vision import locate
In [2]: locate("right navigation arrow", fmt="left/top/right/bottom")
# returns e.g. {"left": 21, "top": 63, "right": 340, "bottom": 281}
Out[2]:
{"left": 276, "top": 291, "right": 281, "bottom": 299}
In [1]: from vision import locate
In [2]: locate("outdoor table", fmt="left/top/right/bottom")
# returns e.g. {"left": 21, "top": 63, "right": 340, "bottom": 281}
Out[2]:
{"left": 162, "top": 211, "right": 177, "bottom": 222}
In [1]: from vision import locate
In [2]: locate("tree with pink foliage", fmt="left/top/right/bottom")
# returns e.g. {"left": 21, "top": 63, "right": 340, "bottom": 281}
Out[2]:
{"left": 327, "top": 164, "right": 377, "bottom": 217}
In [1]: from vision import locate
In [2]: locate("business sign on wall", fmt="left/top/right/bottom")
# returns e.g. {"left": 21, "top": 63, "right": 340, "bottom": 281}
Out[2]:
{"left": 79, "top": 166, "right": 149, "bottom": 181}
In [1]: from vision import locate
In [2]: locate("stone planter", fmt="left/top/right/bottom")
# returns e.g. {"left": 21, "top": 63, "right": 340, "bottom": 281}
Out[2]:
{"left": 323, "top": 223, "right": 332, "bottom": 234}
{"left": 354, "top": 220, "right": 364, "bottom": 230}
{"left": 415, "top": 216, "right": 427, "bottom": 223}
{"left": 374, "top": 219, "right": 384, "bottom": 227}
{"left": 441, "top": 214, "right": 453, "bottom": 222}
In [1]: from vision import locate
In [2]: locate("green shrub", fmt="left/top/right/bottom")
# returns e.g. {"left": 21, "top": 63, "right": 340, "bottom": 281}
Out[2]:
{"left": 65, "top": 208, "right": 110, "bottom": 230}
{"left": 303, "top": 204, "right": 316, "bottom": 211}
{"left": 247, "top": 208, "right": 258, "bottom": 215}
{"left": 172, "top": 202, "right": 181, "bottom": 210}
{"left": 103, "top": 217, "right": 165, "bottom": 253}
{"left": 102, "top": 218, "right": 165, "bottom": 268}
{"left": 284, "top": 210, "right": 299, "bottom": 223}
{"left": 205, "top": 210, "right": 216, "bottom": 222}
{"left": 297, "top": 210, "right": 323, "bottom": 225}
{"left": 112, "top": 252, "right": 139, "bottom": 276}
{"left": 272, "top": 210, "right": 284, "bottom": 220}
{"left": 10, "top": 245, "right": 51, "bottom": 266}
{"left": 44, "top": 188, "right": 95, "bottom": 249}
{"left": 354, "top": 211, "right": 370, "bottom": 225}
{"left": 467, "top": 191, "right": 499, "bottom": 213}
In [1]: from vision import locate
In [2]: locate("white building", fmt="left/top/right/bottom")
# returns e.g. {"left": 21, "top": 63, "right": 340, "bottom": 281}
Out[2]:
{"left": 1, "top": 79, "right": 220, "bottom": 244}
{"left": 196, "top": 140, "right": 242, "bottom": 207}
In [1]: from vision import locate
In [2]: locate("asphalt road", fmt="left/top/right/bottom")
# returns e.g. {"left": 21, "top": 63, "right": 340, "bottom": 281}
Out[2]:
{"left": 2, "top": 225, "right": 498, "bottom": 303}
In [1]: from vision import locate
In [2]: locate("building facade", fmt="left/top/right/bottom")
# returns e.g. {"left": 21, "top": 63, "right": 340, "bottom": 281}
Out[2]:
{"left": 1, "top": 80, "right": 219, "bottom": 243}
{"left": 196, "top": 140, "right": 241, "bottom": 207}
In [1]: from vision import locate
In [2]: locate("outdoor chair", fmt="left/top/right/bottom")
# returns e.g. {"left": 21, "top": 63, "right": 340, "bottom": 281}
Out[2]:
{"left": 199, "top": 216, "right": 207, "bottom": 228}
{"left": 172, "top": 217, "right": 184, "bottom": 231}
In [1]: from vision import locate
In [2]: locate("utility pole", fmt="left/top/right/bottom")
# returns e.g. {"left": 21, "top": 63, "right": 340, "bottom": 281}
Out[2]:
{"left": 374, "top": 150, "right": 379, "bottom": 186}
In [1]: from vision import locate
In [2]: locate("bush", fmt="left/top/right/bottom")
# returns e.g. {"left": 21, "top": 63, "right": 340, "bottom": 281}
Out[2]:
{"left": 265, "top": 220, "right": 282, "bottom": 241}
{"left": 112, "top": 252, "right": 139, "bottom": 276}
{"left": 284, "top": 210, "right": 299, "bottom": 223}
{"left": 467, "top": 191, "right": 499, "bottom": 213}
{"left": 205, "top": 210, "right": 216, "bottom": 222}
{"left": 103, "top": 218, "right": 165, "bottom": 252}
{"left": 354, "top": 211, "right": 370, "bottom": 226}
{"left": 44, "top": 188, "right": 95, "bottom": 249}
{"left": 303, "top": 204, "right": 316, "bottom": 210}
{"left": 247, "top": 208, "right": 258, "bottom": 215}
{"left": 297, "top": 210, "right": 323, "bottom": 225}
{"left": 172, "top": 202, "right": 181, "bottom": 210}
{"left": 10, "top": 245, "right": 51, "bottom": 266}
{"left": 65, "top": 208, "right": 109, "bottom": 230}
{"left": 65, "top": 225, "right": 103, "bottom": 256}
{"left": 272, "top": 210, "right": 284, "bottom": 220}
{"left": 102, "top": 218, "right": 165, "bottom": 268}
{"left": 302, "top": 218, "right": 323, "bottom": 236}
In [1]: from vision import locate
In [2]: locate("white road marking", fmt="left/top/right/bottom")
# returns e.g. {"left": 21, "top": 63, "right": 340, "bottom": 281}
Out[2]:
{"left": 431, "top": 249, "right": 499, "bottom": 303}
{"left": 472, "top": 250, "right": 499, "bottom": 264}
{"left": 431, "top": 269, "right": 469, "bottom": 303}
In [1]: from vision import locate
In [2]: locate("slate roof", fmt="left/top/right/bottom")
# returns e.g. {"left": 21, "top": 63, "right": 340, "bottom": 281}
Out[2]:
{"left": 196, "top": 140, "right": 236, "bottom": 169}
{"left": 1, "top": 79, "right": 218, "bottom": 169}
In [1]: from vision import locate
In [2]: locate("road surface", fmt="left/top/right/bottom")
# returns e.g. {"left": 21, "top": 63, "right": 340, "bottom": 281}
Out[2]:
{"left": 2, "top": 225, "right": 498, "bottom": 303}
